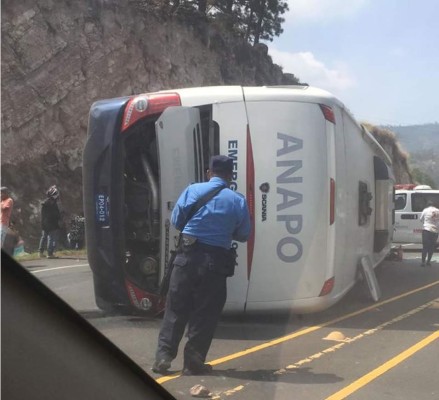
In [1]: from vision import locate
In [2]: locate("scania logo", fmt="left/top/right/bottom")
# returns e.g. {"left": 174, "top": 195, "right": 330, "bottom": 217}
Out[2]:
{"left": 261, "top": 193, "right": 268, "bottom": 222}
{"left": 259, "top": 182, "right": 270, "bottom": 193}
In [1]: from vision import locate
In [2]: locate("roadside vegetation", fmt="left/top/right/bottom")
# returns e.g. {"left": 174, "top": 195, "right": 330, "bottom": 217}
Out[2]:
{"left": 15, "top": 249, "right": 87, "bottom": 262}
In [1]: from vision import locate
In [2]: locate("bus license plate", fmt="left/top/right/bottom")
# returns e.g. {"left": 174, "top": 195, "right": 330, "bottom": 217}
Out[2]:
{"left": 95, "top": 194, "right": 110, "bottom": 225}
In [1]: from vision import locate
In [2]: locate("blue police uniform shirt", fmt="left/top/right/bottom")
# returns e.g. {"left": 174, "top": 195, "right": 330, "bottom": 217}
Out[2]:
{"left": 171, "top": 177, "right": 251, "bottom": 249}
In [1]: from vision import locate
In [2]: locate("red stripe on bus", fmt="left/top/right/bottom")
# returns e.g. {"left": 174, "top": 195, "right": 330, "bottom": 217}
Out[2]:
{"left": 246, "top": 125, "right": 255, "bottom": 279}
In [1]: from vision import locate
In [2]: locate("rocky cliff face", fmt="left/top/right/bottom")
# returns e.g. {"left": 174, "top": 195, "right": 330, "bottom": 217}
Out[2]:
{"left": 1, "top": 0, "right": 411, "bottom": 250}
{"left": 1, "top": 0, "right": 296, "bottom": 249}
{"left": 363, "top": 123, "right": 413, "bottom": 184}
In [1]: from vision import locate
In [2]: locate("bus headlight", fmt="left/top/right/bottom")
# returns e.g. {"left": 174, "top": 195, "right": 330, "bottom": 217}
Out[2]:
{"left": 140, "top": 297, "right": 153, "bottom": 311}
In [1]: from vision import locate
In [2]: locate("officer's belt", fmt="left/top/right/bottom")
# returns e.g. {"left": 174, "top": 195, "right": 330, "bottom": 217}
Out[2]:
{"left": 181, "top": 235, "right": 227, "bottom": 253}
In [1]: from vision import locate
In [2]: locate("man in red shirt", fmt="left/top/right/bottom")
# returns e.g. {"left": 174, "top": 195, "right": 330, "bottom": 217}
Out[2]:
{"left": 1, "top": 187, "right": 14, "bottom": 247}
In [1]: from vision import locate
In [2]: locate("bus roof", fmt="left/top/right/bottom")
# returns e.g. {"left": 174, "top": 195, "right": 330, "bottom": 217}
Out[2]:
{"left": 152, "top": 85, "right": 344, "bottom": 109}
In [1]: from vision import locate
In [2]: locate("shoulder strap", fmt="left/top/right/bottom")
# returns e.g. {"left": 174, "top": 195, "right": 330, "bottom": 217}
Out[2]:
{"left": 182, "top": 185, "right": 226, "bottom": 230}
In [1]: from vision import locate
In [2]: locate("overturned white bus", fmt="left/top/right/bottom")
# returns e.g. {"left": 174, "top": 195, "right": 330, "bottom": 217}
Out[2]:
{"left": 83, "top": 85, "right": 394, "bottom": 315}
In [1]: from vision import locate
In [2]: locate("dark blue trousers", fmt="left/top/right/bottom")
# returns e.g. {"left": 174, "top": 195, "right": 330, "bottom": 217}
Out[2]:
{"left": 422, "top": 229, "right": 438, "bottom": 264}
{"left": 156, "top": 246, "right": 227, "bottom": 369}
{"left": 38, "top": 229, "right": 59, "bottom": 256}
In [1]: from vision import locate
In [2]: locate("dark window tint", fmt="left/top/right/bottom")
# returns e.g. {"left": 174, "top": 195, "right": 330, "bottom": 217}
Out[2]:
{"left": 412, "top": 193, "right": 439, "bottom": 212}
{"left": 199, "top": 105, "right": 220, "bottom": 178}
{"left": 359, "top": 181, "right": 372, "bottom": 226}
{"left": 394, "top": 194, "right": 407, "bottom": 210}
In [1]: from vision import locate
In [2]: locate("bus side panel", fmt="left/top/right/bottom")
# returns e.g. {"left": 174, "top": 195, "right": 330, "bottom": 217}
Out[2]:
{"left": 244, "top": 101, "right": 329, "bottom": 305}
{"left": 330, "top": 106, "right": 349, "bottom": 299}
{"left": 338, "top": 111, "right": 376, "bottom": 289}
{"left": 211, "top": 101, "right": 249, "bottom": 313}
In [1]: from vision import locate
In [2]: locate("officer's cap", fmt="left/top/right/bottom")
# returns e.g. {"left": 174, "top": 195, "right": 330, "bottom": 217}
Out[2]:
{"left": 209, "top": 155, "right": 234, "bottom": 175}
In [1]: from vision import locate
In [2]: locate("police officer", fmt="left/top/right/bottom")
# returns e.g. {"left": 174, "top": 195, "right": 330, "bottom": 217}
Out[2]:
{"left": 153, "top": 155, "right": 251, "bottom": 375}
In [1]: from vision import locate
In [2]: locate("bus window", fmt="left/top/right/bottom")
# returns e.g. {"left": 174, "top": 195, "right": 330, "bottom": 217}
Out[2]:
{"left": 359, "top": 181, "right": 372, "bottom": 226}
{"left": 199, "top": 105, "right": 220, "bottom": 173}
{"left": 394, "top": 194, "right": 406, "bottom": 210}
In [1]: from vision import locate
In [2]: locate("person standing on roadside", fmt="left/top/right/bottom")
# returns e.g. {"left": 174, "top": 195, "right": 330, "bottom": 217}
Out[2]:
{"left": 152, "top": 155, "right": 251, "bottom": 376}
{"left": 1, "top": 187, "right": 14, "bottom": 247}
{"left": 420, "top": 200, "right": 439, "bottom": 266}
{"left": 38, "top": 185, "right": 61, "bottom": 259}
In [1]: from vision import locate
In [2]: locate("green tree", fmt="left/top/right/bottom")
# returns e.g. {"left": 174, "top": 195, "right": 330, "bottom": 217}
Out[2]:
{"left": 162, "top": 0, "right": 204, "bottom": 15}
{"left": 160, "top": 0, "right": 289, "bottom": 45}
{"left": 242, "top": 0, "right": 289, "bottom": 44}
{"left": 211, "top": 0, "right": 245, "bottom": 32}
{"left": 214, "top": 0, "right": 235, "bottom": 13}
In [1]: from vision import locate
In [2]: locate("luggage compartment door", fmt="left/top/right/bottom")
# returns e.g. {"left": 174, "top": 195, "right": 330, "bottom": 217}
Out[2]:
{"left": 211, "top": 98, "right": 250, "bottom": 313}
{"left": 156, "top": 107, "right": 204, "bottom": 279}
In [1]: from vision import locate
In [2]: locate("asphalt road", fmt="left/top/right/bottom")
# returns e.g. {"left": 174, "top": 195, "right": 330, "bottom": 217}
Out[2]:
{"left": 21, "top": 249, "right": 439, "bottom": 400}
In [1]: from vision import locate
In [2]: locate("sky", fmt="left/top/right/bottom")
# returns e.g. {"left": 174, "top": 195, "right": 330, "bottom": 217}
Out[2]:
{"left": 266, "top": 0, "right": 439, "bottom": 126}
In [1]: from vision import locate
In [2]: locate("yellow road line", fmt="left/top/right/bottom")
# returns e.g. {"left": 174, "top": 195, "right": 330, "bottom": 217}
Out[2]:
{"left": 212, "top": 384, "right": 245, "bottom": 398}
{"left": 156, "top": 280, "right": 439, "bottom": 384}
{"left": 198, "top": 299, "right": 437, "bottom": 400}
{"left": 278, "top": 299, "right": 436, "bottom": 373}
{"left": 325, "top": 330, "right": 439, "bottom": 400}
